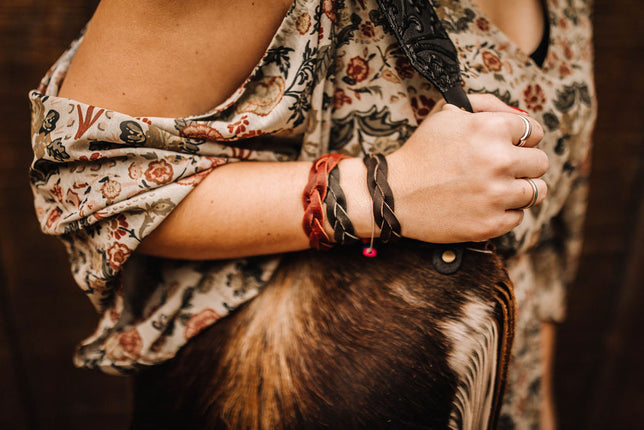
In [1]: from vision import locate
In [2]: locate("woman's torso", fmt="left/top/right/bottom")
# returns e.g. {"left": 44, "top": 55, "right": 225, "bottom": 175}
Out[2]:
{"left": 36, "top": 0, "right": 595, "bottom": 392}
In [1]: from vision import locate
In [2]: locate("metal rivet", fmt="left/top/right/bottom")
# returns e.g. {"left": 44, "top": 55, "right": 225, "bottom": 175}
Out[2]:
{"left": 441, "top": 250, "right": 456, "bottom": 264}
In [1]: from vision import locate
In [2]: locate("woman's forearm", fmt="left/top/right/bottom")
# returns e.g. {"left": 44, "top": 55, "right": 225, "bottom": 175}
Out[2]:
{"left": 136, "top": 96, "right": 551, "bottom": 260}
{"left": 53, "top": 0, "right": 550, "bottom": 261}
{"left": 137, "top": 158, "right": 374, "bottom": 260}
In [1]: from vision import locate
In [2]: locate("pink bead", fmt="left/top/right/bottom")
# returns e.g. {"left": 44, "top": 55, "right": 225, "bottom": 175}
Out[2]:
{"left": 362, "top": 246, "right": 377, "bottom": 258}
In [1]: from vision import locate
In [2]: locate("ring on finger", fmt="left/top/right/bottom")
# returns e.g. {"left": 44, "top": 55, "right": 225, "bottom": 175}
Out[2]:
{"left": 515, "top": 115, "right": 532, "bottom": 147}
{"left": 520, "top": 177, "right": 539, "bottom": 209}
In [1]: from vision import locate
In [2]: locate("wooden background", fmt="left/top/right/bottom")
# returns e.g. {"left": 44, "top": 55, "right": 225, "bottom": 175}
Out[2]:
{"left": 0, "top": 1, "right": 641, "bottom": 429}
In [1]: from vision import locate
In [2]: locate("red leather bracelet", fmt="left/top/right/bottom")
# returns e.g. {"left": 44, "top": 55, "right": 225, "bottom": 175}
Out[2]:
{"left": 302, "top": 153, "right": 347, "bottom": 250}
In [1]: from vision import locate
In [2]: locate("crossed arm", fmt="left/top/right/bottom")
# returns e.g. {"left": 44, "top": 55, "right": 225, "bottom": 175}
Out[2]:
{"left": 58, "top": 0, "right": 548, "bottom": 261}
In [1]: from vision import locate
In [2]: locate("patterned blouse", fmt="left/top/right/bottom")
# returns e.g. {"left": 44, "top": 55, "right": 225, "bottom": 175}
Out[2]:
{"left": 29, "top": 0, "right": 595, "bottom": 426}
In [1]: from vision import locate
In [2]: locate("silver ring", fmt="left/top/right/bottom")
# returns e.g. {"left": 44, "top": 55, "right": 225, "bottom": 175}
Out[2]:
{"left": 516, "top": 115, "right": 532, "bottom": 147}
{"left": 521, "top": 178, "right": 539, "bottom": 209}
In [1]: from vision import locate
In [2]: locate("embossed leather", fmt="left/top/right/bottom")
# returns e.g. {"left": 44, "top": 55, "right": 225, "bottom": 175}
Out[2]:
{"left": 376, "top": 0, "right": 473, "bottom": 112}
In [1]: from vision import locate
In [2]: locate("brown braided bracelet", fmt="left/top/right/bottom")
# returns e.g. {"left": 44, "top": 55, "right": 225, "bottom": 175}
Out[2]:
{"left": 326, "top": 164, "right": 360, "bottom": 246}
{"left": 363, "top": 153, "right": 402, "bottom": 243}
{"left": 302, "top": 153, "right": 347, "bottom": 250}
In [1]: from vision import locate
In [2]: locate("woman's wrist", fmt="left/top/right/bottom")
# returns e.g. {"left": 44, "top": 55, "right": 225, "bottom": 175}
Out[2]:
{"left": 337, "top": 157, "right": 382, "bottom": 239}
{"left": 383, "top": 151, "right": 410, "bottom": 239}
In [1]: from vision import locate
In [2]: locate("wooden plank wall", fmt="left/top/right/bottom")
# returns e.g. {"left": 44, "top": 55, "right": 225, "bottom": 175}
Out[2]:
{"left": 0, "top": 1, "right": 130, "bottom": 429}
{"left": 554, "top": 0, "right": 644, "bottom": 428}
{"left": 0, "top": 1, "right": 641, "bottom": 429}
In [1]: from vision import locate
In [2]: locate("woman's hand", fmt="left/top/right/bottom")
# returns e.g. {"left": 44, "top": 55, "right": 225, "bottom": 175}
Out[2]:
{"left": 386, "top": 94, "right": 548, "bottom": 243}
{"left": 140, "top": 94, "right": 547, "bottom": 260}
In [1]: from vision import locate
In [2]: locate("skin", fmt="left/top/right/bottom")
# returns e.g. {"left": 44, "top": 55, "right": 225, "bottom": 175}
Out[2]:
{"left": 475, "top": 0, "right": 546, "bottom": 55}
{"left": 58, "top": 0, "right": 556, "bottom": 428}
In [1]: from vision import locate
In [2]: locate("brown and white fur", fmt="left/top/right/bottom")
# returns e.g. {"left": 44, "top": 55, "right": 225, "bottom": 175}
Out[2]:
{"left": 131, "top": 242, "right": 514, "bottom": 430}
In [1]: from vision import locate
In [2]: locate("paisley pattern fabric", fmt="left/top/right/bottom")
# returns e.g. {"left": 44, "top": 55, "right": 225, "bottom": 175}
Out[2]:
{"left": 29, "top": 0, "right": 595, "bottom": 426}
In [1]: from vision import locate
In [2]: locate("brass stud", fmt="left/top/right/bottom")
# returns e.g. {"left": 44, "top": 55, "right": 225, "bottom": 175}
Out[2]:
{"left": 441, "top": 250, "right": 456, "bottom": 264}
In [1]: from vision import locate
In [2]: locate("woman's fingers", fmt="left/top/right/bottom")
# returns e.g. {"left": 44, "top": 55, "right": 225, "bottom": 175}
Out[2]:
{"left": 508, "top": 114, "right": 543, "bottom": 148}
{"left": 474, "top": 176, "right": 547, "bottom": 240}
{"left": 509, "top": 147, "right": 550, "bottom": 179}
{"left": 473, "top": 111, "right": 544, "bottom": 148}
{"left": 506, "top": 177, "right": 548, "bottom": 210}
{"left": 468, "top": 93, "right": 518, "bottom": 113}
{"left": 464, "top": 94, "right": 545, "bottom": 147}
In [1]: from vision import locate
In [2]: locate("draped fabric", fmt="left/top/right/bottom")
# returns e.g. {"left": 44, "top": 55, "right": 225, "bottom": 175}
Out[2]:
{"left": 29, "top": 0, "right": 595, "bottom": 426}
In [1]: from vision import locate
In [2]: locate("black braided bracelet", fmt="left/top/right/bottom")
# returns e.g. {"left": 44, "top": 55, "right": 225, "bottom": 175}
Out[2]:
{"left": 325, "top": 163, "right": 361, "bottom": 246}
{"left": 363, "top": 153, "right": 402, "bottom": 243}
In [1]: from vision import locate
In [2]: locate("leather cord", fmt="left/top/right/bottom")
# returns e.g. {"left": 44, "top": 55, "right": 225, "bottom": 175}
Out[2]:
{"left": 302, "top": 153, "right": 347, "bottom": 250}
{"left": 326, "top": 165, "right": 360, "bottom": 245}
{"left": 363, "top": 153, "right": 402, "bottom": 243}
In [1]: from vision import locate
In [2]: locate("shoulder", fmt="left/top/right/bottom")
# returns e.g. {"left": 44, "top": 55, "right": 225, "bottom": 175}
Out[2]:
{"left": 58, "top": 0, "right": 294, "bottom": 117}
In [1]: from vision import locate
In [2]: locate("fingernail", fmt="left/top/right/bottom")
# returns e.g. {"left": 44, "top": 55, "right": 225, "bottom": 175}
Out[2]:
{"left": 510, "top": 106, "right": 529, "bottom": 115}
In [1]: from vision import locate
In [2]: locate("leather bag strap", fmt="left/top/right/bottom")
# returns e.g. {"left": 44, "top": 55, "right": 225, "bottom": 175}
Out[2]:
{"left": 375, "top": 0, "right": 473, "bottom": 112}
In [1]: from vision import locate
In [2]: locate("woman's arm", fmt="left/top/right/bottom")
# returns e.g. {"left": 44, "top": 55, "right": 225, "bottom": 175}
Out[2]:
{"left": 139, "top": 98, "right": 548, "bottom": 260}
{"left": 134, "top": 159, "right": 373, "bottom": 260}
{"left": 57, "top": 0, "right": 549, "bottom": 261}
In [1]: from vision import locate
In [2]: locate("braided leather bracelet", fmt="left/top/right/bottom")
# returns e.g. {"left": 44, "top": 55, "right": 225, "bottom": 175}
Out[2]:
{"left": 326, "top": 165, "right": 360, "bottom": 246}
{"left": 363, "top": 153, "right": 402, "bottom": 243}
{"left": 302, "top": 153, "right": 347, "bottom": 250}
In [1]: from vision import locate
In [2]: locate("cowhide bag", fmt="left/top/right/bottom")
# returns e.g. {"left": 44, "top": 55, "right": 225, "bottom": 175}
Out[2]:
{"left": 131, "top": 1, "right": 516, "bottom": 429}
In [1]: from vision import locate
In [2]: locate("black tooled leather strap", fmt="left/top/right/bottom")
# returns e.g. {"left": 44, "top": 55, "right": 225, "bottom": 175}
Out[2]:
{"left": 376, "top": 0, "right": 473, "bottom": 113}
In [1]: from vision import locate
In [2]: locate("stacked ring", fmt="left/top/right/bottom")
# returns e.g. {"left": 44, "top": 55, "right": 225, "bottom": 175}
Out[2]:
{"left": 515, "top": 115, "right": 532, "bottom": 147}
{"left": 521, "top": 177, "right": 539, "bottom": 209}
